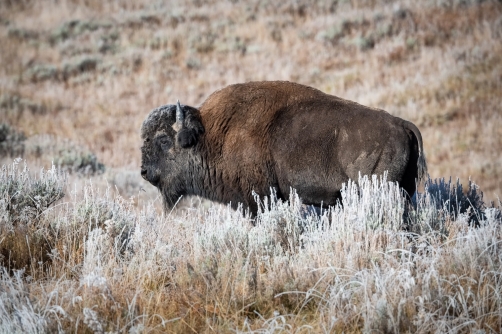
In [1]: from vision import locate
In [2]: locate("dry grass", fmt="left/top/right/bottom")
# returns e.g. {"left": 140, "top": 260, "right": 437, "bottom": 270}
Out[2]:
{"left": 0, "top": 160, "right": 501, "bottom": 333}
{"left": 1, "top": 0, "right": 502, "bottom": 332}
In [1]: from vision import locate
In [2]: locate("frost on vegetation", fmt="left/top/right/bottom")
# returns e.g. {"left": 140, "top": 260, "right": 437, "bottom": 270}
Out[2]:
{"left": 235, "top": 175, "right": 502, "bottom": 333}
{"left": 411, "top": 176, "right": 488, "bottom": 235}
{"left": 0, "top": 159, "right": 65, "bottom": 226}
{"left": 250, "top": 173, "right": 406, "bottom": 256}
{"left": 46, "top": 181, "right": 137, "bottom": 267}
{"left": 337, "top": 173, "right": 406, "bottom": 231}
{"left": 0, "top": 158, "right": 501, "bottom": 332}
{"left": 26, "top": 135, "right": 105, "bottom": 176}
{"left": 53, "top": 142, "right": 104, "bottom": 175}
{"left": 0, "top": 269, "right": 45, "bottom": 333}
{"left": 0, "top": 159, "right": 66, "bottom": 271}
{"left": 0, "top": 268, "right": 65, "bottom": 334}
{"left": 252, "top": 189, "right": 305, "bottom": 256}
{"left": 83, "top": 307, "right": 103, "bottom": 334}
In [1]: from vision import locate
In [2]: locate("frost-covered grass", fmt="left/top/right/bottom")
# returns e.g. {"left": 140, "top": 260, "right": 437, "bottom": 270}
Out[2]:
{"left": 1, "top": 160, "right": 501, "bottom": 333}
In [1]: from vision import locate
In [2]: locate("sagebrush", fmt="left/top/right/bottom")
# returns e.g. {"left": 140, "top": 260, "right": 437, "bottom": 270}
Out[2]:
{"left": 0, "top": 160, "right": 501, "bottom": 333}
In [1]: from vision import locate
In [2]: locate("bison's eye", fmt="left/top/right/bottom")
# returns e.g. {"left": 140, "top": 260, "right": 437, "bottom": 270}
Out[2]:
{"left": 156, "top": 135, "right": 172, "bottom": 151}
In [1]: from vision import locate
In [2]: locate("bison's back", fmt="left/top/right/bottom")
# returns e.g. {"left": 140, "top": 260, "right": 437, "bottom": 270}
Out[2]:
{"left": 200, "top": 81, "right": 418, "bottom": 208}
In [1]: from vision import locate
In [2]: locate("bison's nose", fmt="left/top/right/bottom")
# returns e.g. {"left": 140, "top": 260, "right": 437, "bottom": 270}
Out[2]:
{"left": 141, "top": 169, "right": 147, "bottom": 179}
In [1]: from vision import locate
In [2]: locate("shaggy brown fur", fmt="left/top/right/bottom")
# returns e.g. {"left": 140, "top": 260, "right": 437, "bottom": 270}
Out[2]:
{"left": 141, "top": 81, "right": 427, "bottom": 215}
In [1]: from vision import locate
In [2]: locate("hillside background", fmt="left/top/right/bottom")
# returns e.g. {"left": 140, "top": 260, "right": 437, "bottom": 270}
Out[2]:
{"left": 1, "top": 0, "right": 501, "bottom": 203}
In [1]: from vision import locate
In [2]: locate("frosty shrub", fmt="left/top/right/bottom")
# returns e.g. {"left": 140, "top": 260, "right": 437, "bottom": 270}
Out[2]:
{"left": 0, "top": 159, "right": 65, "bottom": 271}
{"left": 38, "top": 180, "right": 138, "bottom": 289}
{"left": 336, "top": 173, "right": 406, "bottom": 231}
{"left": 0, "top": 159, "right": 65, "bottom": 225}
{"left": 251, "top": 173, "right": 405, "bottom": 255}
{"left": 0, "top": 269, "right": 53, "bottom": 333}
{"left": 411, "top": 177, "right": 486, "bottom": 235}
{"left": 53, "top": 142, "right": 105, "bottom": 176}
{"left": 0, "top": 160, "right": 501, "bottom": 333}
{"left": 26, "top": 135, "right": 105, "bottom": 176}
{"left": 0, "top": 123, "right": 26, "bottom": 158}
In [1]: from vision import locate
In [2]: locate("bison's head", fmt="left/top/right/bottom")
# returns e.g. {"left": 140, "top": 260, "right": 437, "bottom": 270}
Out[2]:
{"left": 140, "top": 101, "right": 204, "bottom": 208}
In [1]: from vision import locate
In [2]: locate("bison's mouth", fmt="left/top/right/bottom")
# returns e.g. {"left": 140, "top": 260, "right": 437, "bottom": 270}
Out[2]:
{"left": 141, "top": 168, "right": 160, "bottom": 186}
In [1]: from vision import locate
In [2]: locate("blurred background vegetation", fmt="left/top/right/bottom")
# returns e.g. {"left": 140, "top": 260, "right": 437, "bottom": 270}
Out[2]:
{"left": 1, "top": 0, "right": 501, "bottom": 202}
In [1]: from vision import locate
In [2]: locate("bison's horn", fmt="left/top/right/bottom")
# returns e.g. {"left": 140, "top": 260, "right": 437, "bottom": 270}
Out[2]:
{"left": 176, "top": 100, "right": 184, "bottom": 128}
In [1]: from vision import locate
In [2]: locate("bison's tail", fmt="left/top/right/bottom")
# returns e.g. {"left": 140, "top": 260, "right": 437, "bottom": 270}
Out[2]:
{"left": 404, "top": 120, "right": 428, "bottom": 185}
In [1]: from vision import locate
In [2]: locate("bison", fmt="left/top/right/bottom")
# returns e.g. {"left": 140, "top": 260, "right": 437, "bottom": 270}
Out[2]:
{"left": 140, "top": 81, "right": 427, "bottom": 215}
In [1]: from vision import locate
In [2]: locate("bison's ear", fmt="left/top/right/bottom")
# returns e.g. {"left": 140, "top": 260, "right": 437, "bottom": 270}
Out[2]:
{"left": 174, "top": 101, "right": 205, "bottom": 148}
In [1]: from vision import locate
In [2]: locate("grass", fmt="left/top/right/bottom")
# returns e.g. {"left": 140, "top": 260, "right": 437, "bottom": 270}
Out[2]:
{"left": 1, "top": 0, "right": 502, "bottom": 332}
{"left": 0, "top": 160, "right": 500, "bottom": 333}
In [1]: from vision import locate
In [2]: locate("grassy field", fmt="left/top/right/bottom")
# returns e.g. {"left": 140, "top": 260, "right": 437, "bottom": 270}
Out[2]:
{"left": 0, "top": 160, "right": 500, "bottom": 333}
{"left": 1, "top": 0, "right": 502, "bottom": 332}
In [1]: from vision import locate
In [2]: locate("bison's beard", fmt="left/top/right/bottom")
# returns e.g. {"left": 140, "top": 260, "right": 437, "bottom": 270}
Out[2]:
{"left": 159, "top": 179, "right": 187, "bottom": 212}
